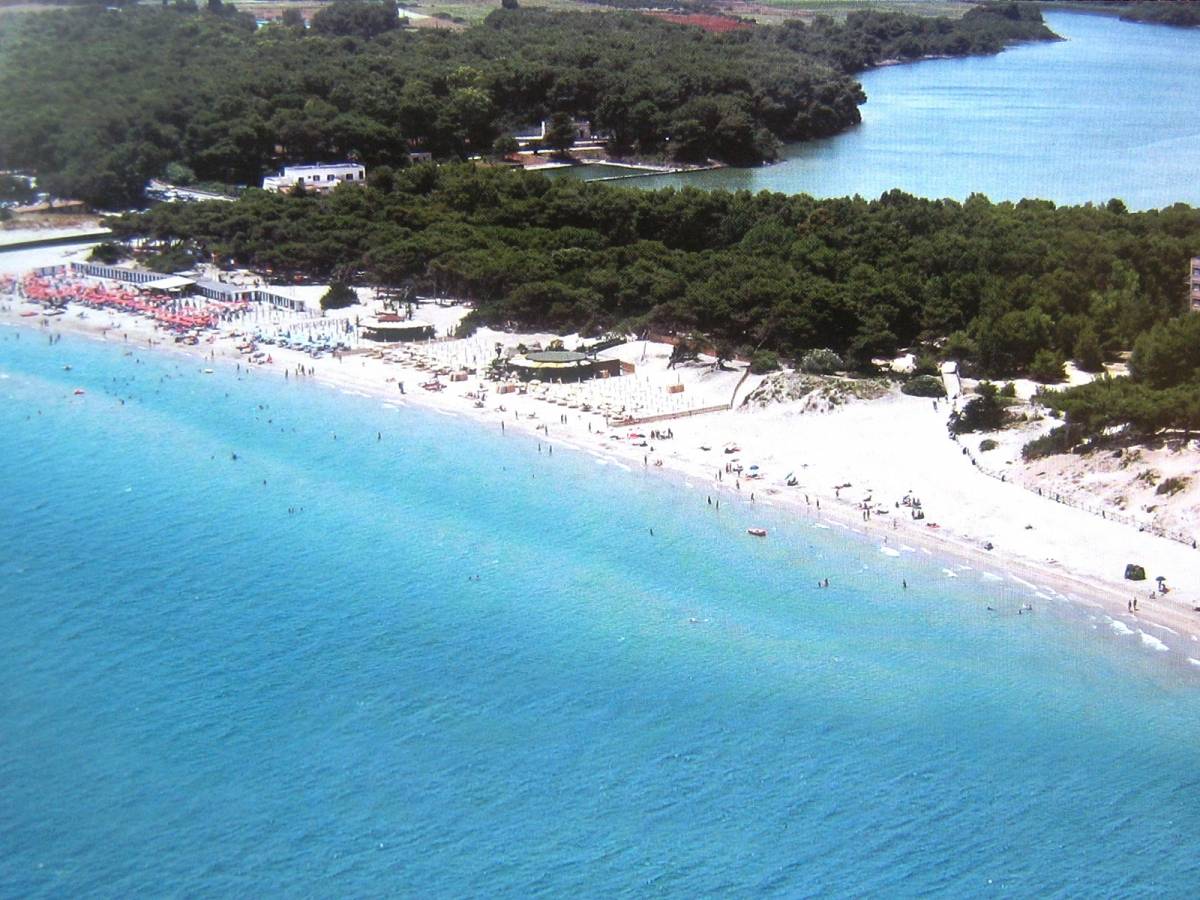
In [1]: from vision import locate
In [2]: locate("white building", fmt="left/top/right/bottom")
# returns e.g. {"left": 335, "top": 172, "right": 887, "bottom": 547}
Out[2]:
{"left": 262, "top": 162, "right": 366, "bottom": 194}
{"left": 512, "top": 119, "right": 602, "bottom": 149}
{"left": 1191, "top": 256, "right": 1200, "bottom": 312}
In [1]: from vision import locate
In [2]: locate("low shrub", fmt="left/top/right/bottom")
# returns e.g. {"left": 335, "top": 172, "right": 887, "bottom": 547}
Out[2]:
{"left": 1156, "top": 476, "right": 1190, "bottom": 496}
{"left": 901, "top": 374, "right": 944, "bottom": 397}
{"left": 89, "top": 242, "right": 124, "bottom": 264}
{"left": 1021, "top": 425, "right": 1071, "bottom": 460}
{"left": 799, "top": 348, "right": 843, "bottom": 375}
{"left": 1029, "top": 349, "right": 1066, "bottom": 383}
{"left": 750, "top": 350, "right": 780, "bottom": 375}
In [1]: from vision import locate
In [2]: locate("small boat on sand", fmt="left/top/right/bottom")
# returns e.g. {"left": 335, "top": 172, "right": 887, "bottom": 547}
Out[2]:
{"left": 747, "top": 528, "right": 767, "bottom": 537}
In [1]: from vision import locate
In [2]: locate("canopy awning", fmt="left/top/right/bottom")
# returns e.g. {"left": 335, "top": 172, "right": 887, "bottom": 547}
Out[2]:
{"left": 143, "top": 275, "right": 195, "bottom": 291}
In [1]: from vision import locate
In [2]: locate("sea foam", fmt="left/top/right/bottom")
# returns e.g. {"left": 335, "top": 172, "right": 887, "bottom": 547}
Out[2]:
{"left": 1139, "top": 632, "right": 1170, "bottom": 652}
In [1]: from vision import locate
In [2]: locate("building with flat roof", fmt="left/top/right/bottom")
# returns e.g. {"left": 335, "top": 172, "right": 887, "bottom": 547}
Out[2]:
{"left": 71, "top": 261, "right": 171, "bottom": 285}
{"left": 262, "top": 163, "right": 366, "bottom": 194}
{"left": 512, "top": 119, "right": 604, "bottom": 149}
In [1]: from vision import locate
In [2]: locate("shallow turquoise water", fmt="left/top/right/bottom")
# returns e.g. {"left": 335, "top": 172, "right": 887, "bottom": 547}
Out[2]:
{"left": 628, "top": 12, "right": 1200, "bottom": 209}
{"left": 541, "top": 163, "right": 661, "bottom": 182}
{"left": 3, "top": 328, "right": 1200, "bottom": 896}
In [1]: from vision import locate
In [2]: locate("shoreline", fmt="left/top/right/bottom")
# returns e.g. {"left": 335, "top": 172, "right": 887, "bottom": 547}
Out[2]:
{"left": 522, "top": 158, "right": 726, "bottom": 181}
{"left": 3, "top": 279, "right": 1199, "bottom": 672}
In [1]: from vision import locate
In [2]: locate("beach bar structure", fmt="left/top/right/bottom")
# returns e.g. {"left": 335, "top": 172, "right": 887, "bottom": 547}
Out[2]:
{"left": 506, "top": 350, "right": 621, "bottom": 383}
{"left": 142, "top": 275, "right": 195, "bottom": 294}
{"left": 195, "top": 279, "right": 256, "bottom": 303}
{"left": 360, "top": 315, "right": 435, "bottom": 342}
{"left": 197, "top": 280, "right": 313, "bottom": 312}
{"left": 70, "top": 262, "right": 195, "bottom": 294}
{"left": 73, "top": 263, "right": 317, "bottom": 313}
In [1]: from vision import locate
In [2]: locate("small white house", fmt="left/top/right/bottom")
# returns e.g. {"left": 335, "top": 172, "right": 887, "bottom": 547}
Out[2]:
{"left": 512, "top": 119, "right": 601, "bottom": 149}
{"left": 262, "top": 162, "right": 366, "bottom": 193}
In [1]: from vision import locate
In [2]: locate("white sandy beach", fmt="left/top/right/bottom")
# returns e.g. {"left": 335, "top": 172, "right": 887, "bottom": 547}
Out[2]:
{"left": 0, "top": 214, "right": 106, "bottom": 247}
{"left": 4, "top": 239, "right": 1200, "bottom": 663}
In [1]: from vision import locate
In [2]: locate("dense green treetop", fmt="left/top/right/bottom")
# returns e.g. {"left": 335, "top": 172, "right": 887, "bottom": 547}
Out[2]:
{"left": 108, "top": 164, "right": 1200, "bottom": 376}
{"left": 1033, "top": 1, "right": 1200, "bottom": 30}
{"left": 1118, "top": 1, "right": 1200, "bottom": 28}
{"left": 775, "top": 3, "right": 1055, "bottom": 72}
{"left": 311, "top": 1, "right": 401, "bottom": 39}
{"left": 1034, "top": 271, "right": 1200, "bottom": 447}
{"left": 0, "top": 173, "right": 36, "bottom": 203}
{"left": 0, "top": 3, "right": 1054, "bottom": 207}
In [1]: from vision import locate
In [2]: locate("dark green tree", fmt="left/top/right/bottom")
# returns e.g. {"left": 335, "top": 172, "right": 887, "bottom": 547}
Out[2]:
{"left": 311, "top": 2, "right": 399, "bottom": 39}
{"left": 1029, "top": 348, "right": 1065, "bottom": 383}
{"left": 320, "top": 282, "right": 358, "bottom": 310}
{"left": 0, "top": 174, "right": 34, "bottom": 204}
{"left": 1073, "top": 323, "right": 1105, "bottom": 373}
{"left": 281, "top": 8, "right": 306, "bottom": 30}
{"left": 952, "top": 382, "right": 1006, "bottom": 434}
{"left": 543, "top": 113, "right": 577, "bottom": 156}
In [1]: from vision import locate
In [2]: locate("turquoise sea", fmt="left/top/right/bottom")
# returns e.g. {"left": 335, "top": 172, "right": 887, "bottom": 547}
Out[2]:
{"left": 629, "top": 11, "right": 1200, "bottom": 210}
{"left": 3, "top": 327, "right": 1200, "bottom": 896}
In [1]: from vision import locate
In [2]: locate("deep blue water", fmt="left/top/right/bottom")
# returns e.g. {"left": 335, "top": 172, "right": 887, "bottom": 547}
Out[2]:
{"left": 629, "top": 11, "right": 1200, "bottom": 209}
{"left": 3, "top": 327, "right": 1200, "bottom": 896}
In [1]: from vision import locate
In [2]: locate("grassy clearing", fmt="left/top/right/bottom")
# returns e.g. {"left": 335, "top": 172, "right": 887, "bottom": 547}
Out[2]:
{"left": 754, "top": 0, "right": 965, "bottom": 13}
{"left": 402, "top": 0, "right": 598, "bottom": 26}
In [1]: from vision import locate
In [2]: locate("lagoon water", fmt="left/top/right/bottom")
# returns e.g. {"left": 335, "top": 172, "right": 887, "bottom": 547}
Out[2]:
{"left": 632, "top": 12, "right": 1200, "bottom": 210}
{"left": 4, "top": 328, "right": 1200, "bottom": 895}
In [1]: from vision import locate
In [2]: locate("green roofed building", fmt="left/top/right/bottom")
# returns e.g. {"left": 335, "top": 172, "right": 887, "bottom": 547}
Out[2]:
{"left": 506, "top": 350, "right": 621, "bottom": 383}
